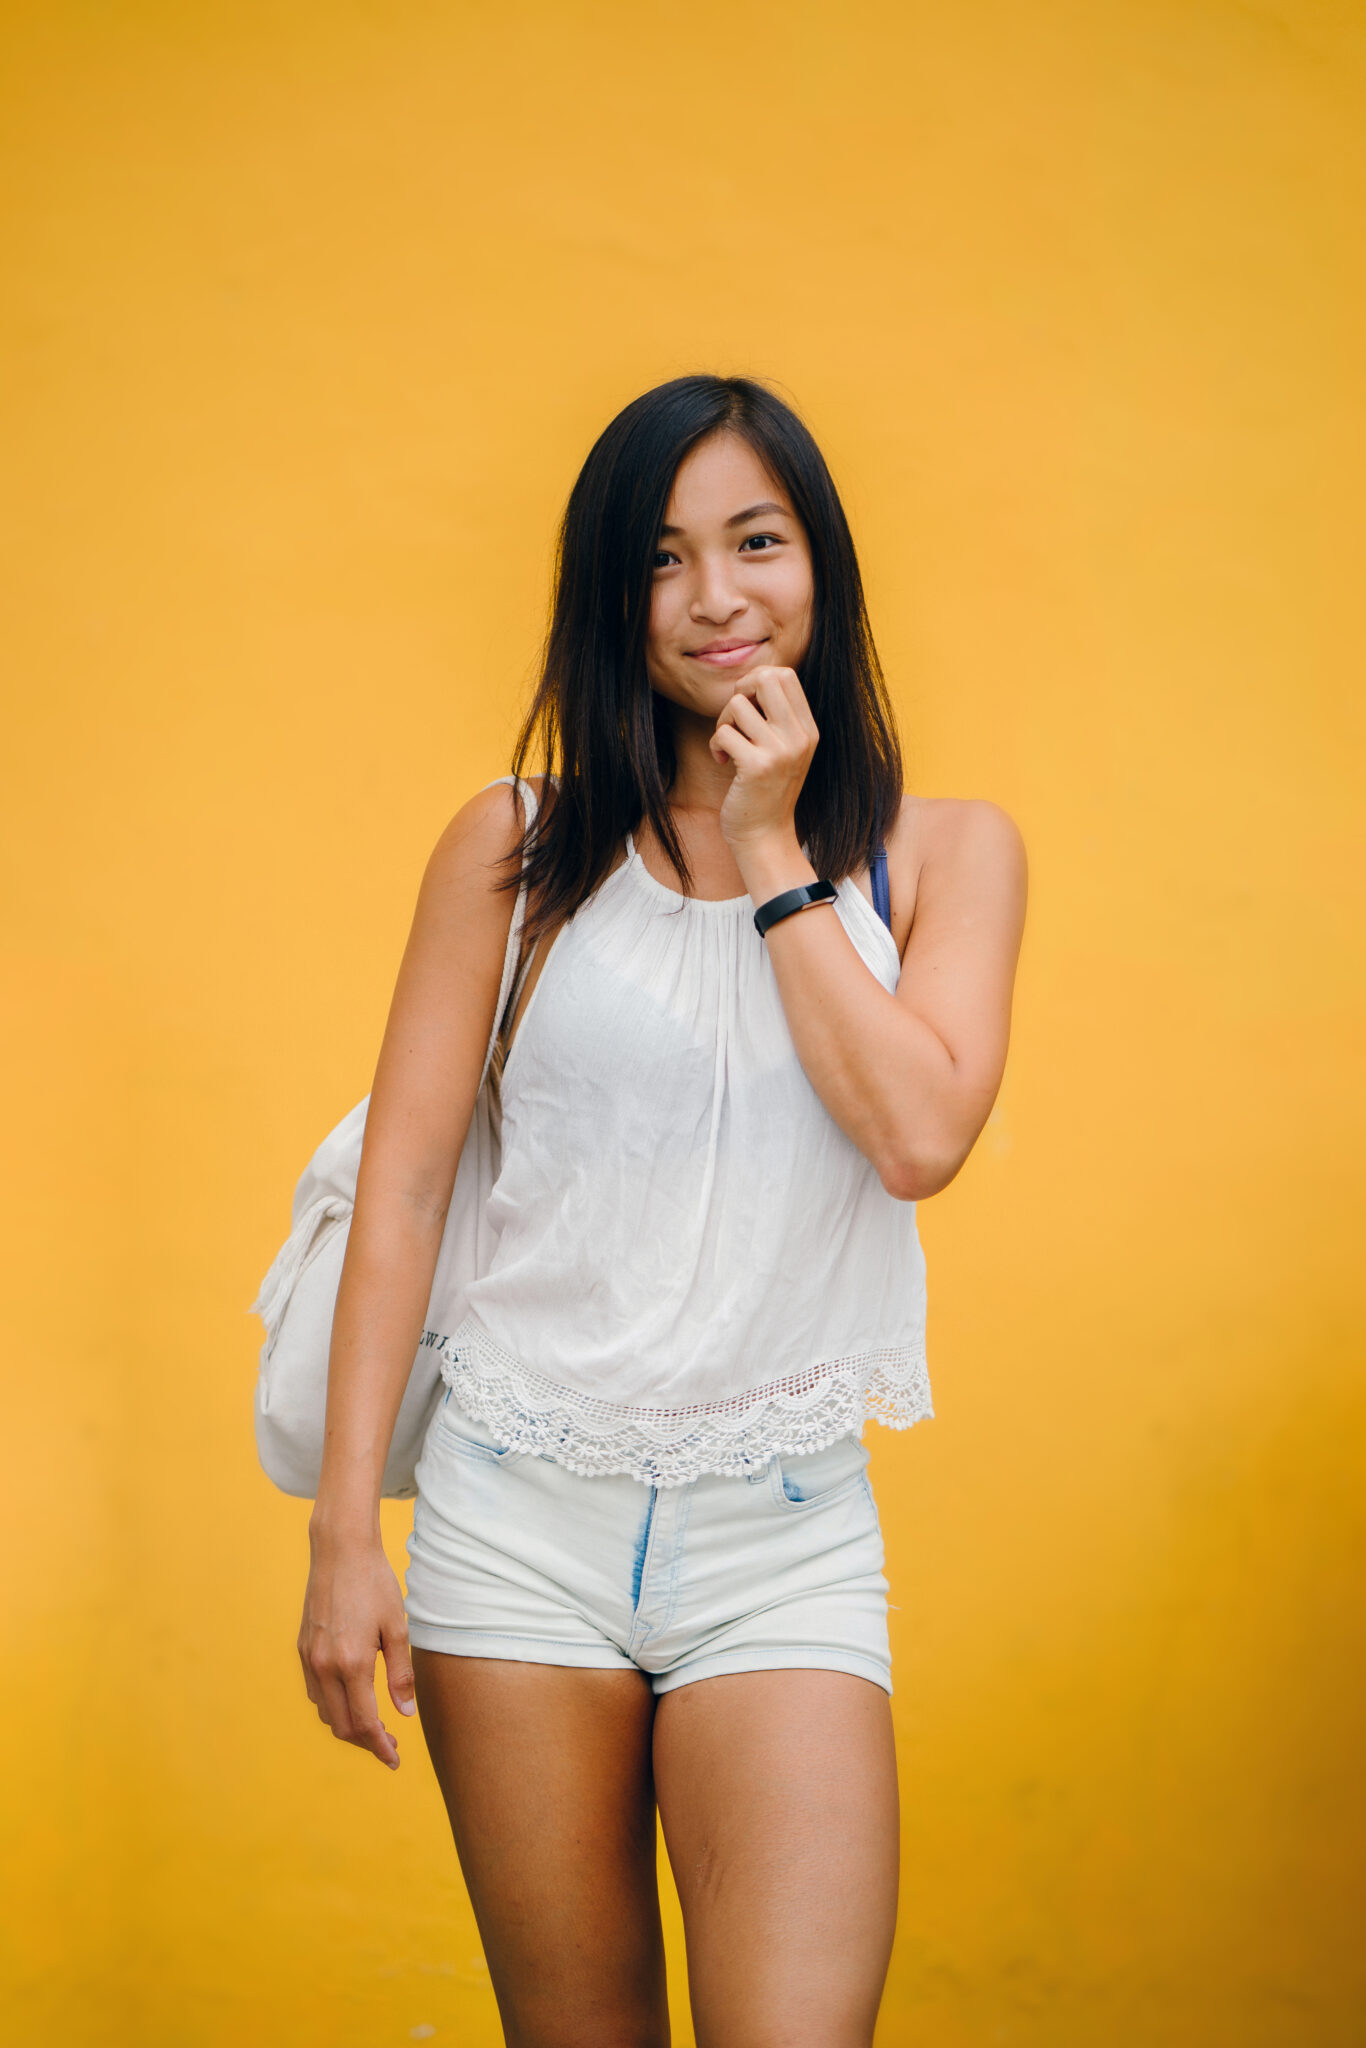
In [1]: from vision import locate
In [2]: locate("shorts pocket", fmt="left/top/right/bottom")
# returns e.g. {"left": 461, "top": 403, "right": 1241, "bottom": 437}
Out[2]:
{"left": 433, "top": 1394, "right": 518, "bottom": 1465}
{"left": 768, "top": 1433, "right": 870, "bottom": 1513}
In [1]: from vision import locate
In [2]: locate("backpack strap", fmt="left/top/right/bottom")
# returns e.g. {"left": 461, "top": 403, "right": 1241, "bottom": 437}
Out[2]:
{"left": 477, "top": 775, "right": 541, "bottom": 1093}
{"left": 870, "top": 843, "right": 892, "bottom": 933}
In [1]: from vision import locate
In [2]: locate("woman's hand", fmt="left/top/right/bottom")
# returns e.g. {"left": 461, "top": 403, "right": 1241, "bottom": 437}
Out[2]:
{"left": 709, "top": 664, "right": 819, "bottom": 856}
{"left": 298, "top": 1533, "right": 417, "bottom": 1770}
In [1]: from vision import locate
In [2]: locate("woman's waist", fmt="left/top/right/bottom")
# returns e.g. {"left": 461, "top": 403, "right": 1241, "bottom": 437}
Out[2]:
{"left": 481, "top": 1158, "right": 922, "bottom": 1280}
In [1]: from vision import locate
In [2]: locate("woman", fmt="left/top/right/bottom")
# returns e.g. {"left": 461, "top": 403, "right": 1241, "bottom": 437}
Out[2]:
{"left": 299, "top": 373, "right": 1027, "bottom": 2045}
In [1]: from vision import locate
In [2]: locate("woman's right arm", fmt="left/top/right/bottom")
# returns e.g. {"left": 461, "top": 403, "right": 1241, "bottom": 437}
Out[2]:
{"left": 297, "top": 777, "right": 532, "bottom": 1770}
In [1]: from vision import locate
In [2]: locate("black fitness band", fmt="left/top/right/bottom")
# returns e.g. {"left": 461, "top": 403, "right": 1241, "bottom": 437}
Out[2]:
{"left": 753, "top": 879, "right": 838, "bottom": 938}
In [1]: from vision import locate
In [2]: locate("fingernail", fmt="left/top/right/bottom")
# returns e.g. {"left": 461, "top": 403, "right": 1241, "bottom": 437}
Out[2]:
{"left": 399, "top": 1698, "right": 417, "bottom": 1716}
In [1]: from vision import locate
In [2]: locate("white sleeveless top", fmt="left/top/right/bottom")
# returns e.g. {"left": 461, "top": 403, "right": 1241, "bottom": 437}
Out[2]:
{"left": 438, "top": 831, "right": 933, "bottom": 1485}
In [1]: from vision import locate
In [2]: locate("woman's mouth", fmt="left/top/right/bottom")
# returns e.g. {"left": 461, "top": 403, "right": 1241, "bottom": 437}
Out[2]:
{"left": 686, "top": 638, "right": 767, "bottom": 667}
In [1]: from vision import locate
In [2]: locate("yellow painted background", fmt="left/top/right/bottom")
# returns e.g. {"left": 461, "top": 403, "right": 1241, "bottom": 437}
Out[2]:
{"left": 3, "top": 1, "right": 1362, "bottom": 2041}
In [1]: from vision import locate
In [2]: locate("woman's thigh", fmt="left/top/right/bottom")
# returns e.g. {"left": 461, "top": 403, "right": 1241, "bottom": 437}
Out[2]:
{"left": 652, "top": 1669, "right": 899, "bottom": 2048}
{"left": 412, "top": 1650, "right": 669, "bottom": 2048}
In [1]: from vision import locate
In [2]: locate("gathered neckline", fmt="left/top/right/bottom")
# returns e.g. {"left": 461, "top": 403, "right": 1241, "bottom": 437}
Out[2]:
{"left": 623, "top": 832, "right": 753, "bottom": 911}
{"left": 620, "top": 832, "right": 900, "bottom": 975}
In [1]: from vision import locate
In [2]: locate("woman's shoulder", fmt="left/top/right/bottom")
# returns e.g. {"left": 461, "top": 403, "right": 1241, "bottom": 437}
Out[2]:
{"left": 891, "top": 790, "right": 1024, "bottom": 854}
{"left": 903, "top": 792, "right": 1024, "bottom": 868}
{"left": 882, "top": 793, "right": 1026, "bottom": 939}
{"left": 891, "top": 792, "right": 1027, "bottom": 925}
{"left": 414, "top": 778, "right": 542, "bottom": 929}
{"left": 434, "top": 772, "right": 549, "bottom": 856}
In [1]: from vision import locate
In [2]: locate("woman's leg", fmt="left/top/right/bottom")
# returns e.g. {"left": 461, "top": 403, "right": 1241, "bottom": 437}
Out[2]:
{"left": 652, "top": 1670, "right": 899, "bottom": 2048}
{"left": 413, "top": 1649, "right": 669, "bottom": 2048}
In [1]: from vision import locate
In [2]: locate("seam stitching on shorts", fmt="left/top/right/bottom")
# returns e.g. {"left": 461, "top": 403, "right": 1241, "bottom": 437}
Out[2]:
{"left": 407, "top": 1625, "right": 629, "bottom": 1654}
{"left": 652, "top": 1485, "right": 693, "bottom": 1646}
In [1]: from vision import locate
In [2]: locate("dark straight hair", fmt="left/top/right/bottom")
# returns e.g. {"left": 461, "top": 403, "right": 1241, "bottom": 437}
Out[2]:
{"left": 502, "top": 373, "right": 904, "bottom": 944}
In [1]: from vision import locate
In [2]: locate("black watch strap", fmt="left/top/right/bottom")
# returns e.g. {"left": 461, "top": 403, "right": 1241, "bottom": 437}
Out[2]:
{"left": 753, "top": 878, "right": 838, "bottom": 938}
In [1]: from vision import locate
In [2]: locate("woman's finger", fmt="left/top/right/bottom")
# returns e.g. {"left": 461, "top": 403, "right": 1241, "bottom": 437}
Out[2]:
{"left": 339, "top": 1657, "right": 401, "bottom": 1769}
{"left": 773, "top": 665, "right": 819, "bottom": 741}
{"left": 732, "top": 671, "right": 814, "bottom": 760}
{"left": 300, "top": 1641, "right": 334, "bottom": 1720}
{"left": 381, "top": 1613, "right": 418, "bottom": 1721}
{"left": 710, "top": 722, "right": 764, "bottom": 770}
{"left": 727, "top": 680, "right": 812, "bottom": 768}
{"left": 314, "top": 1664, "right": 355, "bottom": 1739}
{"left": 725, "top": 692, "right": 775, "bottom": 747}
{"left": 748, "top": 666, "right": 805, "bottom": 734}
{"left": 299, "top": 1657, "right": 322, "bottom": 1711}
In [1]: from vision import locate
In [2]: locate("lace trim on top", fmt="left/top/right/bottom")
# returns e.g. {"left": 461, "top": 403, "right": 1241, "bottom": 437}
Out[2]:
{"left": 438, "top": 1315, "right": 934, "bottom": 1487}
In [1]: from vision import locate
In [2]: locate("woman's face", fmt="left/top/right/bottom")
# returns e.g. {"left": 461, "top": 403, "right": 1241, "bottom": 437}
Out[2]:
{"left": 645, "top": 429, "right": 815, "bottom": 723}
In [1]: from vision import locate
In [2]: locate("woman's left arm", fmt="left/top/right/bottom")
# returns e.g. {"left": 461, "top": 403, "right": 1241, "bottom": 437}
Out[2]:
{"left": 716, "top": 667, "right": 1029, "bottom": 1201}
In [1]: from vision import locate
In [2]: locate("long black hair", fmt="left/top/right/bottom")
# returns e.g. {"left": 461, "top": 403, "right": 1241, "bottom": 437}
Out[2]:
{"left": 502, "top": 373, "right": 904, "bottom": 943}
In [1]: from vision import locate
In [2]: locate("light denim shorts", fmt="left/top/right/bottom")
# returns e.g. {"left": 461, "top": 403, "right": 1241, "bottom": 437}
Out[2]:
{"left": 404, "top": 1391, "right": 892, "bottom": 1697}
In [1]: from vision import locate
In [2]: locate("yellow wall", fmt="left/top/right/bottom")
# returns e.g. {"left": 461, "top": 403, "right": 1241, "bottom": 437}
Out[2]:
{"left": 3, "top": 2, "right": 1362, "bottom": 2041}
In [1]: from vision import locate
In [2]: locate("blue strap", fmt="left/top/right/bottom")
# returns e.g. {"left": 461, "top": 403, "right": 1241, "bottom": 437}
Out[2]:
{"left": 870, "top": 844, "right": 892, "bottom": 933}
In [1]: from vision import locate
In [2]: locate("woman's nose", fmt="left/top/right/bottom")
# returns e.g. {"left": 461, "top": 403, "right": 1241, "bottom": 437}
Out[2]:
{"left": 690, "top": 556, "right": 745, "bottom": 624}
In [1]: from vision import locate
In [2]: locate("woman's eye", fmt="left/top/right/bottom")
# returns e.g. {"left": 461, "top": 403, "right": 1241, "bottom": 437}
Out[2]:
{"left": 652, "top": 549, "right": 678, "bottom": 570}
{"left": 739, "top": 533, "right": 780, "bottom": 553}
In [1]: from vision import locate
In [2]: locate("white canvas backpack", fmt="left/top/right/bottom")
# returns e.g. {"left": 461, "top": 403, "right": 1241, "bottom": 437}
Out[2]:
{"left": 247, "top": 774, "right": 539, "bottom": 1499}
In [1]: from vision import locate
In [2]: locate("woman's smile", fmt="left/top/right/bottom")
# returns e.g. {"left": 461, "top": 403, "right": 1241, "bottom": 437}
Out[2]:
{"left": 687, "top": 637, "right": 769, "bottom": 667}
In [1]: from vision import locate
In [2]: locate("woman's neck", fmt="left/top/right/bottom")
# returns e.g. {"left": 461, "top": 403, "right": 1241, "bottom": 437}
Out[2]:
{"left": 660, "top": 699, "right": 733, "bottom": 822}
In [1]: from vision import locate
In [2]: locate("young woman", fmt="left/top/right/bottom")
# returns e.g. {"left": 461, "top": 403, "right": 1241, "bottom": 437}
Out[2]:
{"left": 299, "top": 374, "right": 1027, "bottom": 2046}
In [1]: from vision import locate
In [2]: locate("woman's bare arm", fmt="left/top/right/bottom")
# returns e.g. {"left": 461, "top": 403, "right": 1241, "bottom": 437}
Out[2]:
{"left": 310, "top": 777, "right": 529, "bottom": 1537}
{"left": 710, "top": 665, "right": 1027, "bottom": 1201}
{"left": 750, "top": 794, "right": 1028, "bottom": 1200}
{"left": 298, "top": 776, "right": 530, "bottom": 1767}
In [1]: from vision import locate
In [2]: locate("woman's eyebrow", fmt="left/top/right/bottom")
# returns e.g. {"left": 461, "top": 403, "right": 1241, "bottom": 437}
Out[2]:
{"left": 658, "top": 501, "right": 791, "bottom": 538}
